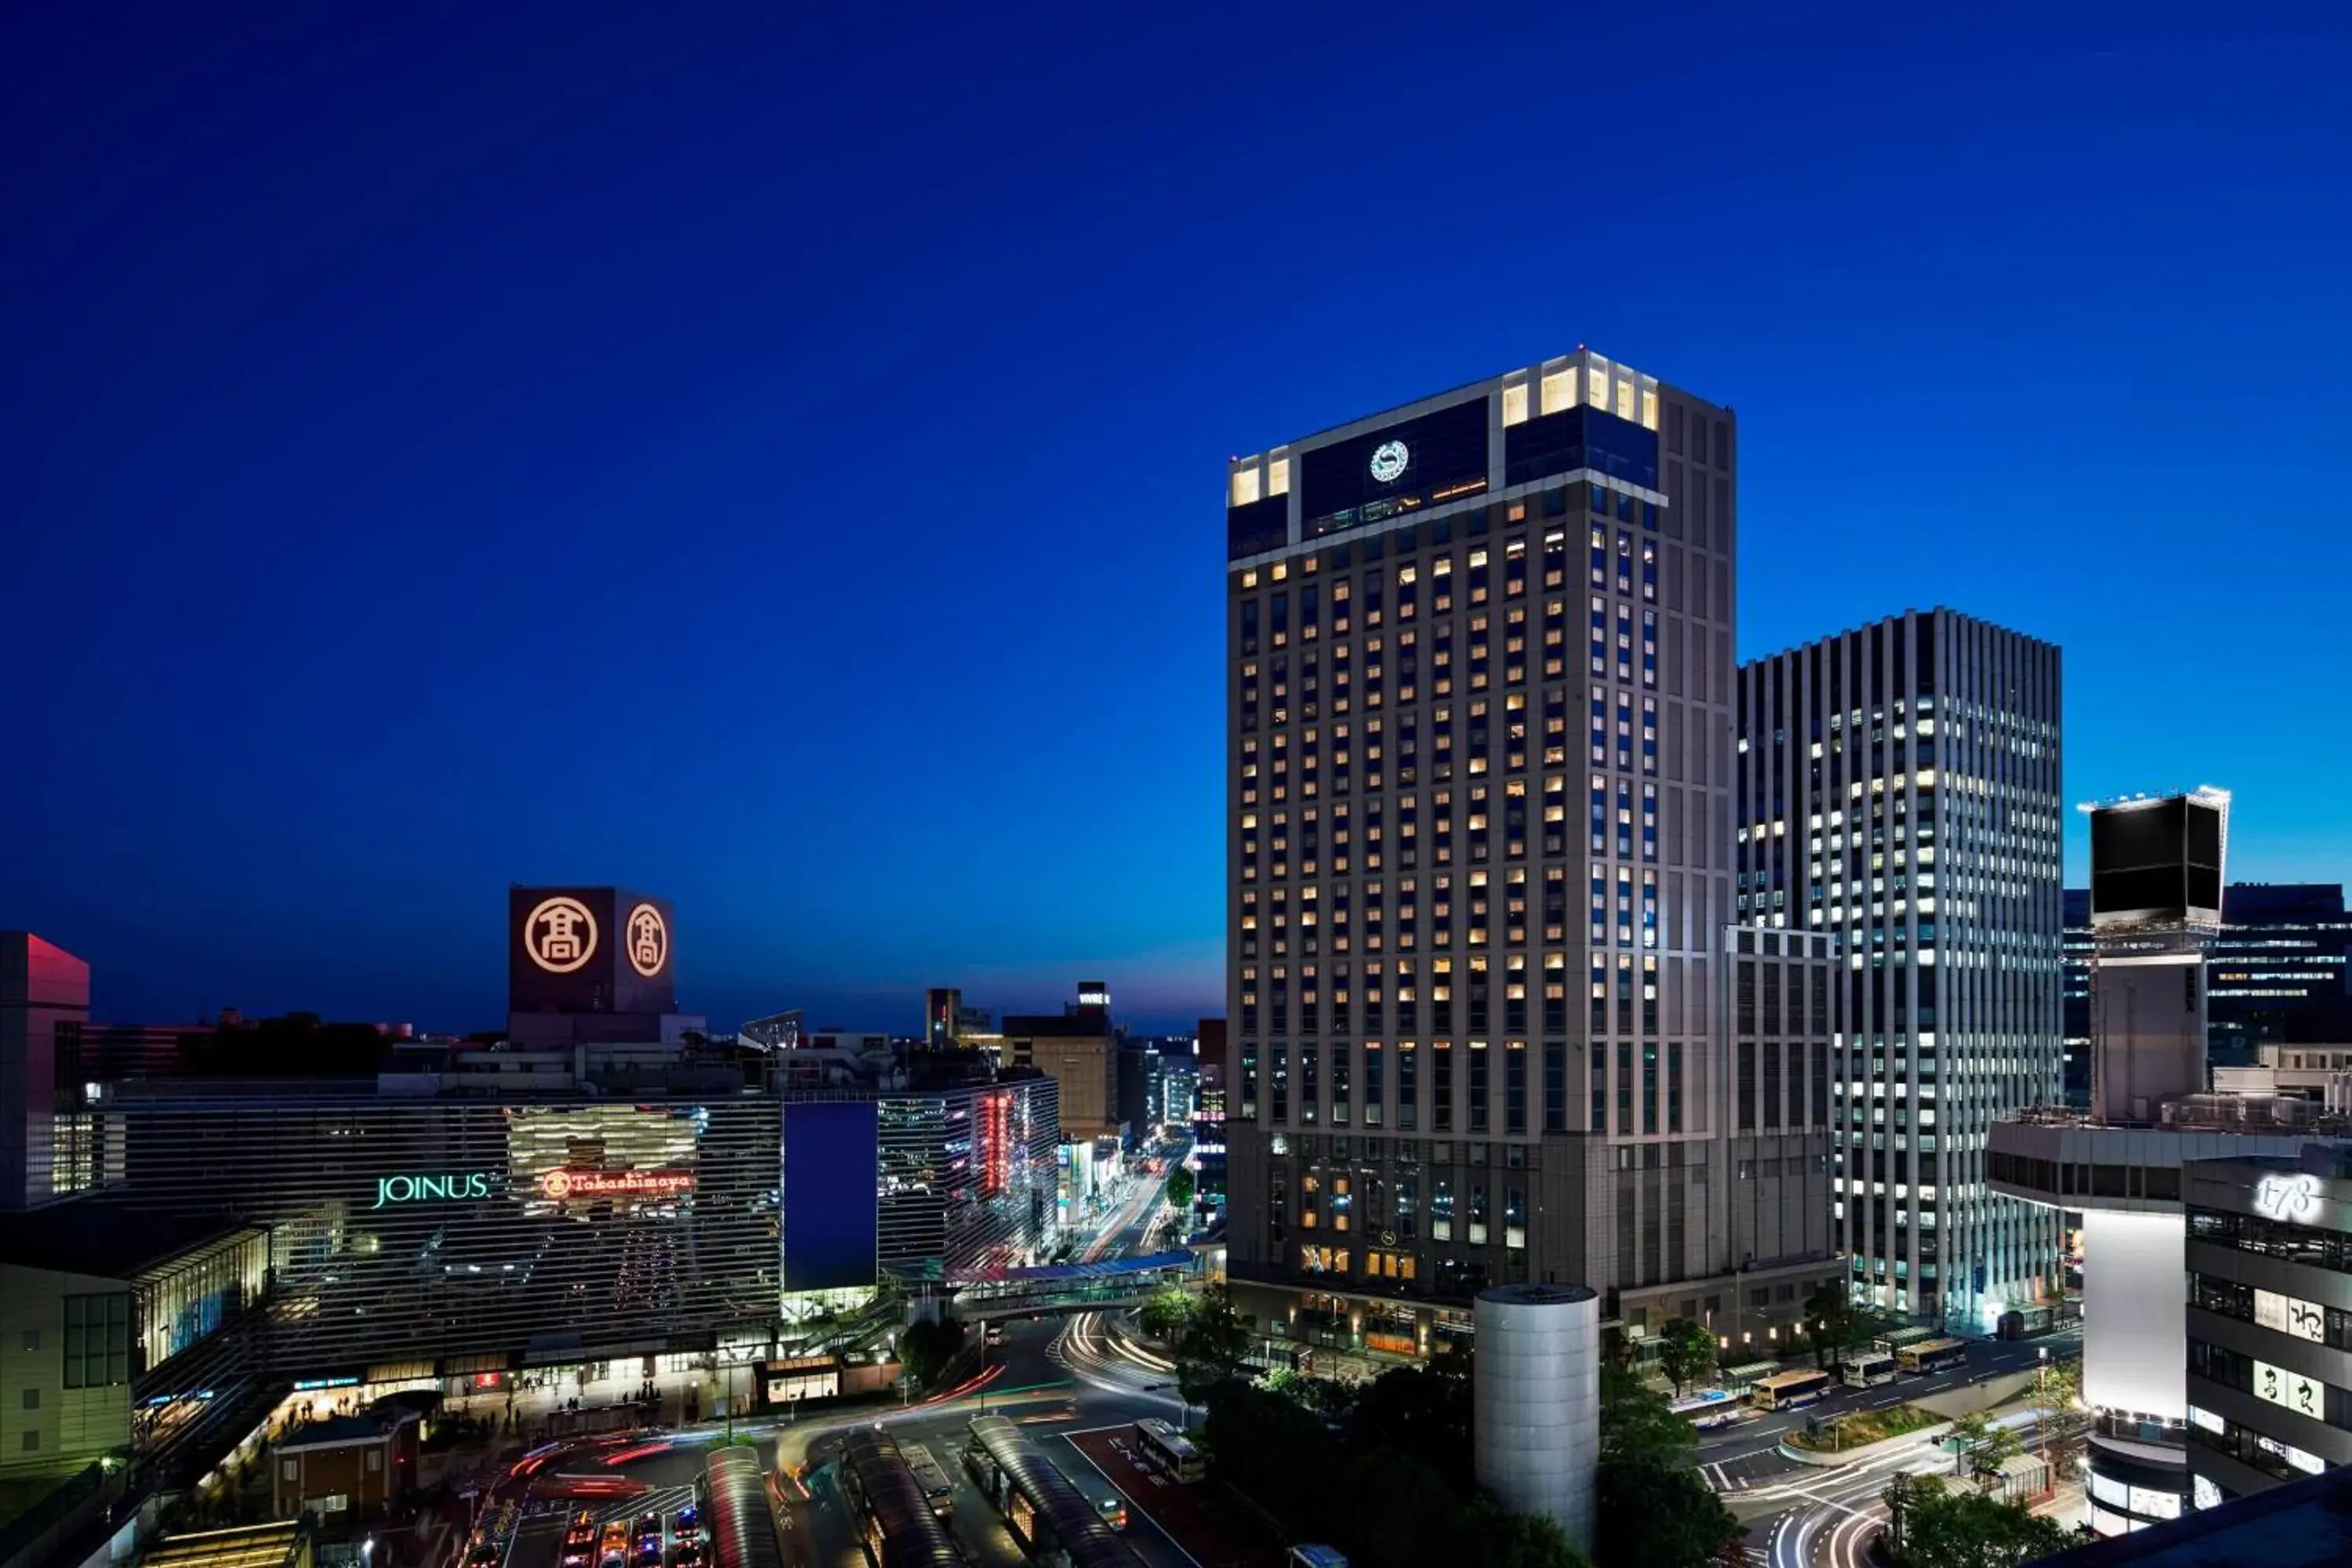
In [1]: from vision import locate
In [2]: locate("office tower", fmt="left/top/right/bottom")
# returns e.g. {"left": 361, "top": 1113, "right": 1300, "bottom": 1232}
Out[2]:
{"left": 1738, "top": 608, "right": 2066, "bottom": 1327}
{"left": 1221, "top": 350, "right": 1846, "bottom": 1345}
{"left": 1004, "top": 982, "right": 1119, "bottom": 1141}
{"left": 2067, "top": 884, "right": 2352, "bottom": 1072}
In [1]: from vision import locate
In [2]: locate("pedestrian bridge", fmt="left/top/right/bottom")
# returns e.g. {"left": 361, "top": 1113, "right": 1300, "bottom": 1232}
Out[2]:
{"left": 905, "top": 1250, "right": 1198, "bottom": 1319}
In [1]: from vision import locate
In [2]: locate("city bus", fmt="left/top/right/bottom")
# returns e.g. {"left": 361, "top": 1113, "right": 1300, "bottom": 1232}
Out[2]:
{"left": 1748, "top": 1369, "right": 1835, "bottom": 1411}
{"left": 1842, "top": 1351, "right": 1899, "bottom": 1388}
{"left": 1132, "top": 1417, "right": 1206, "bottom": 1482}
{"left": 900, "top": 1440, "right": 956, "bottom": 1519}
{"left": 1896, "top": 1338, "right": 1968, "bottom": 1375}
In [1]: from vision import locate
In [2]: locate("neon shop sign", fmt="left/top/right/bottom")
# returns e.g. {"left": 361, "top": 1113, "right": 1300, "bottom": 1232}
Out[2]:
{"left": 372, "top": 1171, "right": 495, "bottom": 1208}
{"left": 539, "top": 1168, "right": 695, "bottom": 1201}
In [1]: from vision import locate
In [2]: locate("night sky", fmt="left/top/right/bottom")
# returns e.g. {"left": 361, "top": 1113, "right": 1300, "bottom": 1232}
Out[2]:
{"left": 5, "top": 3, "right": 2347, "bottom": 1034}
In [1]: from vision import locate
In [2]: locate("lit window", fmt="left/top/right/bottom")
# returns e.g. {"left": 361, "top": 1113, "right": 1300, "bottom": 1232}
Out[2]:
{"left": 1540, "top": 369, "right": 1574, "bottom": 416}
{"left": 1502, "top": 383, "right": 1530, "bottom": 426}
{"left": 1268, "top": 456, "right": 1290, "bottom": 496}
{"left": 1231, "top": 468, "right": 1261, "bottom": 507}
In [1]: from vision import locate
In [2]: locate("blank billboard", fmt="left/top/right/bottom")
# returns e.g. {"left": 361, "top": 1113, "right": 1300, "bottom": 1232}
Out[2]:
{"left": 782, "top": 1100, "right": 877, "bottom": 1293}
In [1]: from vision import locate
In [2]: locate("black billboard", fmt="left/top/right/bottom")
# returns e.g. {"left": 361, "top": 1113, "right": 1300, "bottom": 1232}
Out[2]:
{"left": 782, "top": 1100, "right": 878, "bottom": 1293}
{"left": 2091, "top": 798, "right": 2225, "bottom": 924}
{"left": 1298, "top": 397, "right": 1490, "bottom": 539}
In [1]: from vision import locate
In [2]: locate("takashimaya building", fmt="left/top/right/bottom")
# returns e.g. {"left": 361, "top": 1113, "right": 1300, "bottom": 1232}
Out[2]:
{"left": 1737, "top": 609, "right": 2065, "bottom": 1327}
{"left": 1221, "top": 350, "right": 1842, "bottom": 1354}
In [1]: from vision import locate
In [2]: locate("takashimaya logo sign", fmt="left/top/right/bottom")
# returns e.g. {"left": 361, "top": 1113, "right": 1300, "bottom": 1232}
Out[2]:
{"left": 372, "top": 1171, "right": 494, "bottom": 1209}
{"left": 2253, "top": 1172, "right": 2324, "bottom": 1224}
{"left": 524, "top": 895, "right": 598, "bottom": 974}
{"left": 626, "top": 902, "right": 668, "bottom": 978}
{"left": 539, "top": 1168, "right": 695, "bottom": 1202}
{"left": 1369, "top": 439, "right": 1410, "bottom": 484}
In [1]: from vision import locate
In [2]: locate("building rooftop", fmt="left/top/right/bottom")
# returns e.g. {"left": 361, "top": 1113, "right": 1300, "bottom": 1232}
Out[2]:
{"left": 0, "top": 1203, "right": 256, "bottom": 1282}
{"left": 2035, "top": 1460, "right": 2352, "bottom": 1566}
{"left": 139, "top": 1523, "right": 307, "bottom": 1568}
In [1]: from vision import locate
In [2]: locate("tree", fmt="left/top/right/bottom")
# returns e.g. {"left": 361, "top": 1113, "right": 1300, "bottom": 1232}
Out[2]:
{"left": 1656, "top": 1318, "right": 1717, "bottom": 1396}
{"left": 1599, "top": 1359, "right": 1693, "bottom": 1468}
{"left": 1353, "top": 1354, "right": 1475, "bottom": 1490}
{"left": 1593, "top": 1455, "right": 1741, "bottom": 1568}
{"left": 896, "top": 1316, "right": 967, "bottom": 1386}
{"left": 1943, "top": 1410, "right": 1989, "bottom": 1478}
{"left": 1894, "top": 1479, "right": 2072, "bottom": 1568}
{"left": 1135, "top": 1287, "right": 1189, "bottom": 1344}
{"left": 1966, "top": 1424, "right": 2024, "bottom": 1486}
{"left": 1174, "top": 1284, "right": 1253, "bottom": 1419}
{"left": 1166, "top": 1167, "right": 1196, "bottom": 1210}
{"left": 1802, "top": 1281, "right": 1864, "bottom": 1370}
{"left": 1882, "top": 1472, "right": 1927, "bottom": 1559}
{"left": 1460, "top": 1497, "right": 1592, "bottom": 1568}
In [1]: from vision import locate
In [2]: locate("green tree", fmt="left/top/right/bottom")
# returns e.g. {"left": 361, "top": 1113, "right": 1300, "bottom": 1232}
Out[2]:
{"left": 1944, "top": 1410, "right": 1992, "bottom": 1478}
{"left": 1460, "top": 1497, "right": 1592, "bottom": 1568}
{"left": 1592, "top": 1455, "right": 1740, "bottom": 1568}
{"left": 1174, "top": 1284, "right": 1253, "bottom": 1419}
{"left": 1896, "top": 1479, "right": 2071, "bottom": 1568}
{"left": 1881, "top": 1472, "right": 1926, "bottom": 1559}
{"left": 1352, "top": 1353, "right": 1475, "bottom": 1490}
{"left": 1166, "top": 1167, "right": 1196, "bottom": 1210}
{"left": 1966, "top": 1424, "right": 2024, "bottom": 1486}
{"left": 1802, "top": 1281, "right": 1865, "bottom": 1370}
{"left": 1599, "top": 1359, "right": 1693, "bottom": 1468}
{"left": 1135, "top": 1287, "right": 1190, "bottom": 1344}
{"left": 1656, "top": 1317, "right": 1717, "bottom": 1396}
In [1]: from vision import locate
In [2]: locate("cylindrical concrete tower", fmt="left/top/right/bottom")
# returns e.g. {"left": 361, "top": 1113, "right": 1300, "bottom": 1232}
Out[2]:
{"left": 1474, "top": 1283, "right": 1600, "bottom": 1555}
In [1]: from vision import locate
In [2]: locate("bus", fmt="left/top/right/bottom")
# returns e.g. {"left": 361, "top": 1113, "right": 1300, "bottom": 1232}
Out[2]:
{"left": 900, "top": 1440, "right": 956, "bottom": 1519}
{"left": 1131, "top": 1417, "right": 1205, "bottom": 1483}
{"left": 1842, "top": 1352, "right": 1898, "bottom": 1388}
{"left": 1748, "top": 1369, "right": 1835, "bottom": 1411}
{"left": 1671, "top": 1389, "right": 1747, "bottom": 1431}
{"left": 1896, "top": 1338, "right": 1968, "bottom": 1375}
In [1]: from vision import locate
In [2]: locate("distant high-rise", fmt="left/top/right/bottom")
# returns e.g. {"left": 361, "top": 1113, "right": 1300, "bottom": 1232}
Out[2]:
{"left": 2067, "top": 884, "right": 2352, "bottom": 1069}
{"left": 1222, "top": 349, "right": 1845, "bottom": 1348}
{"left": 1737, "top": 608, "right": 2065, "bottom": 1327}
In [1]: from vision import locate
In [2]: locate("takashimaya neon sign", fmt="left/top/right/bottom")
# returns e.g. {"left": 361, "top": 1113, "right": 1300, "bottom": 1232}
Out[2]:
{"left": 372, "top": 1171, "right": 495, "bottom": 1209}
{"left": 626, "top": 902, "right": 668, "bottom": 978}
{"left": 2253, "top": 1173, "right": 2324, "bottom": 1224}
{"left": 524, "top": 895, "right": 598, "bottom": 974}
{"left": 539, "top": 1168, "right": 695, "bottom": 1202}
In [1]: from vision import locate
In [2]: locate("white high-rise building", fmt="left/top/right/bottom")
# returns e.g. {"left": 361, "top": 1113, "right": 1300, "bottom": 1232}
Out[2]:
{"left": 1737, "top": 608, "right": 2065, "bottom": 1327}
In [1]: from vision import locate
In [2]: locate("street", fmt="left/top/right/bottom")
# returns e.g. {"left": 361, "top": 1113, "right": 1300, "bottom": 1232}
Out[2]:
{"left": 1700, "top": 1329, "right": 2087, "bottom": 1568}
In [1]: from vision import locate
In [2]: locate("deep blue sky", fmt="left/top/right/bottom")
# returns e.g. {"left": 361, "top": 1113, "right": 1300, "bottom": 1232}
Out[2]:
{"left": 6, "top": 3, "right": 2348, "bottom": 1034}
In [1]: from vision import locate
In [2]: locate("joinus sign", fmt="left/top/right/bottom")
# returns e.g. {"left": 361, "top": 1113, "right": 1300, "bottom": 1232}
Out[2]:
{"left": 372, "top": 1171, "right": 495, "bottom": 1209}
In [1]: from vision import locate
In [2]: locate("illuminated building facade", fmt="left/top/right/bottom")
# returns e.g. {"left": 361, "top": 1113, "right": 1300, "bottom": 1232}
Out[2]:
{"left": 872, "top": 1075, "right": 1062, "bottom": 1280}
{"left": 1738, "top": 608, "right": 2066, "bottom": 1327}
{"left": 92, "top": 1076, "right": 782, "bottom": 1384}
{"left": 2185, "top": 1149, "right": 2352, "bottom": 1512}
{"left": 1221, "top": 350, "right": 1843, "bottom": 1347}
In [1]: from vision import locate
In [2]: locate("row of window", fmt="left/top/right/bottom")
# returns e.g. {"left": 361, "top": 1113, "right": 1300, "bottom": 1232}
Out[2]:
{"left": 2189, "top": 1272, "right": 2352, "bottom": 1351}
{"left": 2188, "top": 1205, "right": 2352, "bottom": 1273}
{"left": 2188, "top": 1335, "right": 2352, "bottom": 1432}
{"left": 1236, "top": 1036, "right": 1690, "bottom": 1139}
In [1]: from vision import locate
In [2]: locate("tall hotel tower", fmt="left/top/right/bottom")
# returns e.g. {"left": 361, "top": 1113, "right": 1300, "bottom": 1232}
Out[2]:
{"left": 1737, "top": 611, "right": 2065, "bottom": 1327}
{"left": 1222, "top": 352, "right": 1846, "bottom": 1348}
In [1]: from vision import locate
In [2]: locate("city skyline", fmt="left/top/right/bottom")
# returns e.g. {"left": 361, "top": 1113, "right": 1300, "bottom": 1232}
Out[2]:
{"left": 8, "top": 5, "right": 2351, "bottom": 1034}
